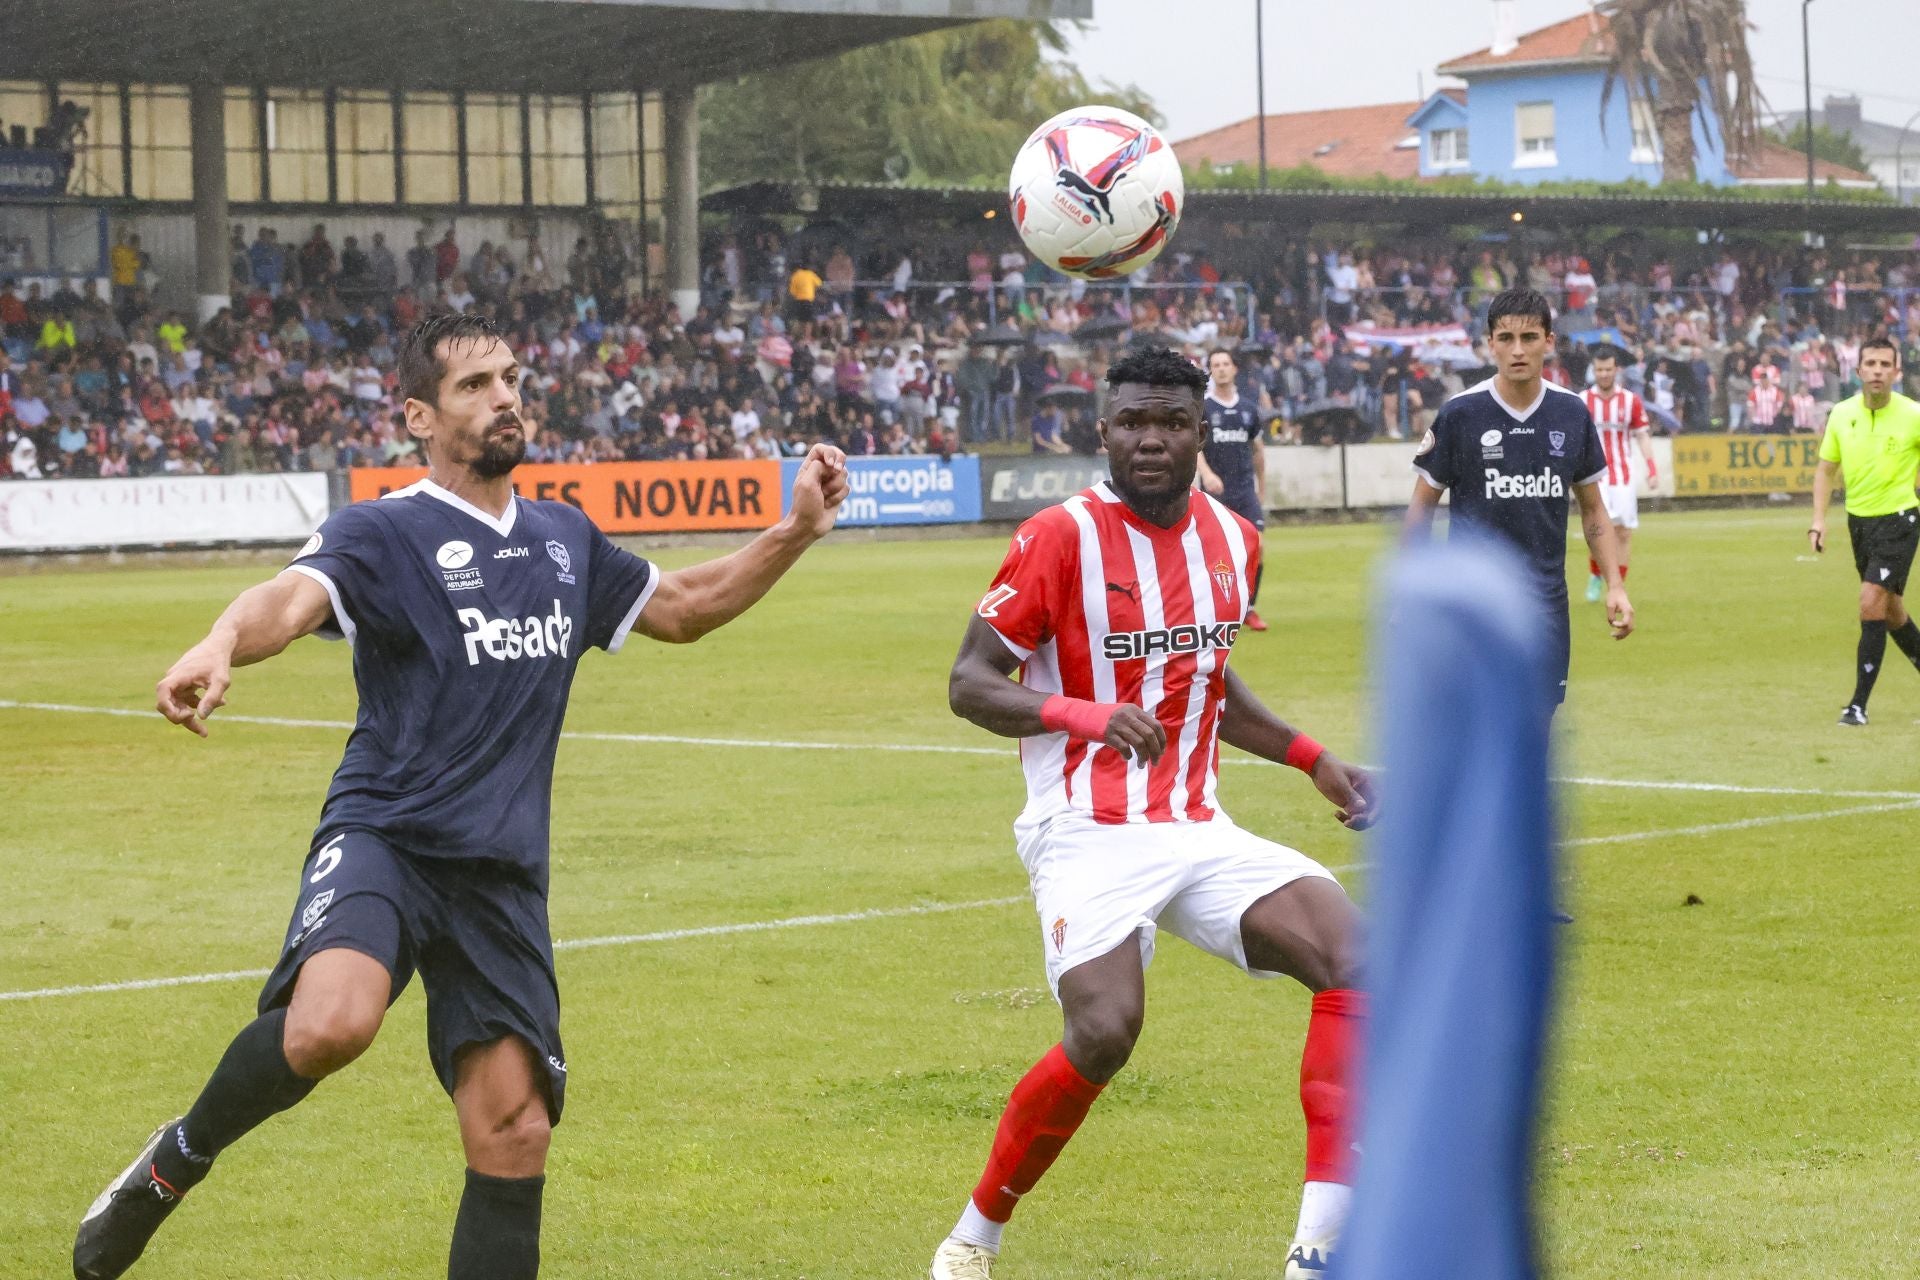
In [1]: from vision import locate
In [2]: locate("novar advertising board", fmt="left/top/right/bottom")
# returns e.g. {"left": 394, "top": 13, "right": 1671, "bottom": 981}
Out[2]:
{"left": 783, "top": 455, "right": 981, "bottom": 526}
{"left": 980, "top": 456, "right": 1111, "bottom": 520}
{"left": 0, "top": 474, "right": 331, "bottom": 551}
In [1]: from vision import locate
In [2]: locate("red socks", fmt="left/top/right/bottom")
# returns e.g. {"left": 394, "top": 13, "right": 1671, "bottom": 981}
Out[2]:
{"left": 1300, "top": 988, "right": 1365, "bottom": 1184}
{"left": 971, "top": 1044, "right": 1106, "bottom": 1222}
{"left": 1589, "top": 560, "right": 1629, "bottom": 581}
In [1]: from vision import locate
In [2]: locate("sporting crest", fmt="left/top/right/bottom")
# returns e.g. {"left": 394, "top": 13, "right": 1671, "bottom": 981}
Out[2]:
{"left": 1212, "top": 560, "right": 1237, "bottom": 603}
{"left": 1051, "top": 916, "right": 1068, "bottom": 953}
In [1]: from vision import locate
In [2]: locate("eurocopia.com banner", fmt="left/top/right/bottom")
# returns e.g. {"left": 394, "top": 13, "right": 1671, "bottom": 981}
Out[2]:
{"left": 781, "top": 455, "right": 981, "bottom": 527}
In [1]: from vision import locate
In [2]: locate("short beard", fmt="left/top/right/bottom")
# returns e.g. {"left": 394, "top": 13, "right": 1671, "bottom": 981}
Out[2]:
{"left": 470, "top": 414, "right": 526, "bottom": 479}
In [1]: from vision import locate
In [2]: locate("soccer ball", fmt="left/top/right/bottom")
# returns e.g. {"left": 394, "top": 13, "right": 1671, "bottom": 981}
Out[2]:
{"left": 1008, "top": 105, "right": 1184, "bottom": 280}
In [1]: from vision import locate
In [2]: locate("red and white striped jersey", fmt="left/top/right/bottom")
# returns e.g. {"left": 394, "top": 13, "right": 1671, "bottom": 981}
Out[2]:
{"left": 1749, "top": 380, "right": 1785, "bottom": 426}
{"left": 1790, "top": 391, "right": 1823, "bottom": 431}
{"left": 1580, "top": 386, "right": 1649, "bottom": 487}
{"left": 977, "top": 483, "right": 1261, "bottom": 827}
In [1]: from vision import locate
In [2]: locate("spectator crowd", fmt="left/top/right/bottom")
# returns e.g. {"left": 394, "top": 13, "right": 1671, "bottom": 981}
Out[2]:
{"left": 5, "top": 213, "right": 1919, "bottom": 481}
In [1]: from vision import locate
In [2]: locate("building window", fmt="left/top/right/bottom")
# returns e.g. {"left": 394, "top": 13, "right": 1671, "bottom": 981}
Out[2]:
{"left": 402, "top": 91, "right": 458, "bottom": 205}
{"left": 464, "top": 91, "right": 523, "bottom": 205}
{"left": 57, "top": 83, "right": 126, "bottom": 197}
{"left": 266, "top": 88, "right": 329, "bottom": 202}
{"left": 1515, "top": 101, "right": 1556, "bottom": 167}
{"left": 0, "top": 81, "right": 48, "bottom": 151}
{"left": 529, "top": 94, "right": 586, "bottom": 206}
{"left": 592, "top": 92, "right": 640, "bottom": 219}
{"left": 642, "top": 91, "right": 665, "bottom": 281}
{"left": 1430, "top": 127, "right": 1469, "bottom": 168}
{"left": 337, "top": 89, "right": 395, "bottom": 204}
{"left": 1629, "top": 99, "right": 1658, "bottom": 163}
{"left": 128, "top": 84, "right": 192, "bottom": 201}
{"left": 226, "top": 88, "right": 261, "bottom": 203}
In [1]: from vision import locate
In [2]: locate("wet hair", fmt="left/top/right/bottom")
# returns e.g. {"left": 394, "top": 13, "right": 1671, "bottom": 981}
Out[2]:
{"left": 1206, "top": 347, "right": 1238, "bottom": 369}
{"left": 1106, "top": 344, "right": 1206, "bottom": 396}
{"left": 1860, "top": 335, "right": 1900, "bottom": 363}
{"left": 1486, "top": 287, "right": 1555, "bottom": 336}
{"left": 397, "top": 313, "right": 505, "bottom": 406}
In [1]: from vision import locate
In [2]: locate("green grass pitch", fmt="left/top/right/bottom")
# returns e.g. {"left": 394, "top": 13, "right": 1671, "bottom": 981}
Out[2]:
{"left": 3, "top": 505, "right": 1917, "bottom": 1278}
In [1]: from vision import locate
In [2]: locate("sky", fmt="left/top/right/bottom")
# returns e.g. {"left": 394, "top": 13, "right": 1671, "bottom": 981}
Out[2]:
{"left": 1063, "top": 0, "right": 1920, "bottom": 143}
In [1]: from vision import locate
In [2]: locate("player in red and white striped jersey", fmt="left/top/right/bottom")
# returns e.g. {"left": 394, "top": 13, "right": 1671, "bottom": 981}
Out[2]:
{"left": 1579, "top": 348, "right": 1656, "bottom": 603}
{"left": 930, "top": 348, "right": 1376, "bottom": 1280}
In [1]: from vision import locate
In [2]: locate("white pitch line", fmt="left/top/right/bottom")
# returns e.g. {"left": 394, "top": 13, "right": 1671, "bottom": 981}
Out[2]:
{"left": 0, "top": 896, "right": 1036, "bottom": 1004}
{"left": 10, "top": 793, "right": 1920, "bottom": 1005}
{"left": 1565, "top": 798, "right": 1920, "bottom": 847}
{"left": 5, "top": 700, "right": 1914, "bottom": 801}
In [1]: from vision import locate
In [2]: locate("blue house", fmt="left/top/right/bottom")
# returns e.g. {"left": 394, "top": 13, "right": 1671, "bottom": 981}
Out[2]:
{"left": 1408, "top": 6, "right": 1732, "bottom": 185}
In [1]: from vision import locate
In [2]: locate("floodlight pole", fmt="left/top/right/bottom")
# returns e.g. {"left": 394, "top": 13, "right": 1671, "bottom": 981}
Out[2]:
{"left": 1256, "top": 0, "right": 1268, "bottom": 189}
{"left": 1896, "top": 107, "right": 1920, "bottom": 205}
{"left": 1801, "top": 0, "right": 1816, "bottom": 203}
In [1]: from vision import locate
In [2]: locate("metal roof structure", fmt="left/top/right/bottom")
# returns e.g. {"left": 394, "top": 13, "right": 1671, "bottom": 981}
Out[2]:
{"left": 704, "top": 179, "right": 1920, "bottom": 236}
{"left": 1, "top": 0, "right": 1090, "bottom": 95}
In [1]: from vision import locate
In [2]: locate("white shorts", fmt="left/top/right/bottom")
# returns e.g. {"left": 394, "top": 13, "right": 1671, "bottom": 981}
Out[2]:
{"left": 1014, "top": 813, "right": 1340, "bottom": 998}
{"left": 1601, "top": 480, "right": 1639, "bottom": 530}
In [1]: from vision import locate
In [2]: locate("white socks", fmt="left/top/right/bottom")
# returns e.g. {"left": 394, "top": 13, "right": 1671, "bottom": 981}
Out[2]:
{"left": 950, "top": 1200, "right": 1006, "bottom": 1253}
{"left": 1294, "top": 1180, "right": 1352, "bottom": 1242}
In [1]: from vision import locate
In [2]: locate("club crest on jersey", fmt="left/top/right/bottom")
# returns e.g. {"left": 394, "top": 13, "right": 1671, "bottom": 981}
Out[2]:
{"left": 547, "top": 540, "right": 575, "bottom": 585}
{"left": 1051, "top": 916, "right": 1068, "bottom": 953}
{"left": 1549, "top": 430, "right": 1566, "bottom": 454}
{"left": 1211, "top": 560, "right": 1236, "bottom": 602}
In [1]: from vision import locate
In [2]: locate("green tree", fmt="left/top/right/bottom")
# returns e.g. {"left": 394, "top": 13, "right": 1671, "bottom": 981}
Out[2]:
{"left": 1770, "top": 121, "right": 1870, "bottom": 174}
{"left": 699, "top": 21, "right": 1157, "bottom": 189}
{"left": 1599, "top": 0, "right": 1764, "bottom": 184}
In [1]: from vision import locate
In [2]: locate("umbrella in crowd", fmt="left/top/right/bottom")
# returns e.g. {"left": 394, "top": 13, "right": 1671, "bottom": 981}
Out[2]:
{"left": 969, "top": 322, "right": 1030, "bottom": 348}
{"left": 1296, "top": 401, "right": 1371, "bottom": 445}
{"left": 1036, "top": 383, "right": 1095, "bottom": 406}
{"left": 1072, "top": 313, "right": 1132, "bottom": 343}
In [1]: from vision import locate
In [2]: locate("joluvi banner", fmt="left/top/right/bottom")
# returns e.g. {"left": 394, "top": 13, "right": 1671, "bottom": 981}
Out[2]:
{"left": 348, "top": 461, "right": 781, "bottom": 532}
{"left": 1671, "top": 435, "right": 1823, "bottom": 497}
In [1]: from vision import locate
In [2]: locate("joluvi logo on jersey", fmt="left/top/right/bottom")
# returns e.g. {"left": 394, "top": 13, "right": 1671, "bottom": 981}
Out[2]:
{"left": 457, "top": 600, "right": 574, "bottom": 666}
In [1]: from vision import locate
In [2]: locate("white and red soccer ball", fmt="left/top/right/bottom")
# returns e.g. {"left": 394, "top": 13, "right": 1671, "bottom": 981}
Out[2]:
{"left": 1008, "top": 105, "right": 1184, "bottom": 280}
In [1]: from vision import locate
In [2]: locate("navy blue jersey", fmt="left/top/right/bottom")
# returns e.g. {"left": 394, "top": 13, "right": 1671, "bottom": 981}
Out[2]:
{"left": 286, "top": 479, "right": 656, "bottom": 881}
{"left": 1412, "top": 379, "right": 1606, "bottom": 603}
{"left": 1202, "top": 392, "right": 1262, "bottom": 511}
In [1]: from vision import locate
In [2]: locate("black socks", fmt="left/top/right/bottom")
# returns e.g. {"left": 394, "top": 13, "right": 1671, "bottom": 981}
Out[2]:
{"left": 1852, "top": 620, "right": 1889, "bottom": 710}
{"left": 155, "top": 1007, "right": 317, "bottom": 1192}
{"left": 1890, "top": 617, "right": 1920, "bottom": 672}
{"left": 448, "top": 1170, "right": 545, "bottom": 1280}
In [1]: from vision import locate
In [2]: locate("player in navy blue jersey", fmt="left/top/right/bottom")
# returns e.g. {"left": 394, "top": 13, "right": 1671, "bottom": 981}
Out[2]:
{"left": 1403, "top": 288, "right": 1633, "bottom": 708}
{"left": 1195, "top": 348, "right": 1271, "bottom": 630}
{"left": 72, "top": 314, "right": 849, "bottom": 1280}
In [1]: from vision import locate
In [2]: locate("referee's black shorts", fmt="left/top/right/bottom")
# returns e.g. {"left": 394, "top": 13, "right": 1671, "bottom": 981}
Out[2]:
{"left": 1849, "top": 508, "right": 1920, "bottom": 596}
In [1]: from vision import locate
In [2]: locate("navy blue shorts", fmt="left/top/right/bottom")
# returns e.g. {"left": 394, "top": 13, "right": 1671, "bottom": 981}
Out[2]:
{"left": 258, "top": 829, "right": 568, "bottom": 1120}
{"left": 1544, "top": 601, "right": 1571, "bottom": 707}
{"left": 1222, "top": 483, "right": 1266, "bottom": 531}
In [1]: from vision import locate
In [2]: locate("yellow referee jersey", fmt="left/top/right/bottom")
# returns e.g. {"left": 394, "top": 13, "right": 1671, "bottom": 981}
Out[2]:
{"left": 1819, "top": 392, "right": 1920, "bottom": 517}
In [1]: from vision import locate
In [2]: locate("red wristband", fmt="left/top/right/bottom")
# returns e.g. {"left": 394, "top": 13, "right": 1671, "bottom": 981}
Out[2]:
{"left": 1284, "top": 734, "right": 1325, "bottom": 773}
{"left": 1040, "top": 695, "right": 1119, "bottom": 743}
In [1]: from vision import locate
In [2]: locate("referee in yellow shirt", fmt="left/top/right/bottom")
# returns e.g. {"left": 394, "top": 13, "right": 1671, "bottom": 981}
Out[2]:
{"left": 1810, "top": 336, "right": 1920, "bottom": 725}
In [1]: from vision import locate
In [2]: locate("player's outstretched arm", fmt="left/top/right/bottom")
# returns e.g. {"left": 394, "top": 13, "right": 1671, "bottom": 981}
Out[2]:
{"left": 947, "top": 616, "right": 1166, "bottom": 762}
{"left": 1574, "top": 480, "right": 1633, "bottom": 640}
{"left": 156, "top": 570, "right": 335, "bottom": 737}
{"left": 1402, "top": 477, "right": 1444, "bottom": 543}
{"left": 1218, "top": 667, "right": 1376, "bottom": 829}
{"left": 634, "top": 444, "right": 848, "bottom": 644}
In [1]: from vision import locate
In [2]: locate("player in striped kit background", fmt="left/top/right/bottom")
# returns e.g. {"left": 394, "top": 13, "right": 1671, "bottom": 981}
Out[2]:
{"left": 929, "top": 346, "right": 1376, "bottom": 1280}
{"left": 1580, "top": 347, "right": 1657, "bottom": 603}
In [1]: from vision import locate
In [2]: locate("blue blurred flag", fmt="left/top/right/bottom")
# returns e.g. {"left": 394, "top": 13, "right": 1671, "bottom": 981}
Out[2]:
{"left": 1338, "top": 537, "right": 1558, "bottom": 1280}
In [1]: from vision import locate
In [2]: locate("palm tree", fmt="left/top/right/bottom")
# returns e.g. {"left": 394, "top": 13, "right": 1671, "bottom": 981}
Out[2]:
{"left": 1599, "top": 0, "right": 1764, "bottom": 184}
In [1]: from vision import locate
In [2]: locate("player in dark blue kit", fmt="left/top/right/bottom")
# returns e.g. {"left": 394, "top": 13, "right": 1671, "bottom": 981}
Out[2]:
{"left": 1403, "top": 288, "right": 1634, "bottom": 706}
{"left": 1195, "top": 348, "right": 1271, "bottom": 630}
{"left": 72, "top": 314, "right": 849, "bottom": 1280}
